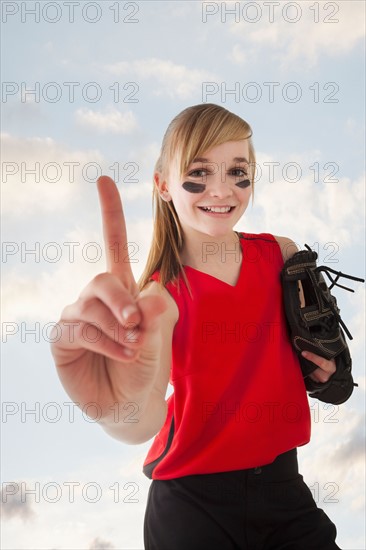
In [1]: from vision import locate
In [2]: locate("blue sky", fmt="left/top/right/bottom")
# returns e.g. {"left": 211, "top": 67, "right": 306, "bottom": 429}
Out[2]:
{"left": 1, "top": 1, "right": 365, "bottom": 549}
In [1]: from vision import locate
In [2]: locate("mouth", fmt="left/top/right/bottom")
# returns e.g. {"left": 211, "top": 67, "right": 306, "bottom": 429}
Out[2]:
{"left": 198, "top": 205, "right": 236, "bottom": 215}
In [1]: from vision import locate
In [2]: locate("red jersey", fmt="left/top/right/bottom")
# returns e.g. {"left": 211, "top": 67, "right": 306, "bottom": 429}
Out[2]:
{"left": 143, "top": 233, "right": 311, "bottom": 480}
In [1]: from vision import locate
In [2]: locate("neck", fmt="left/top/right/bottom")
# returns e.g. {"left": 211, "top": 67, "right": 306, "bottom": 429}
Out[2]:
{"left": 180, "top": 229, "right": 241, "bottom": 270}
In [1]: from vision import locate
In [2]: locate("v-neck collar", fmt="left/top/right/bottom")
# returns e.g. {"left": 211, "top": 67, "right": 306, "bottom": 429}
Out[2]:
{"left": 182, "top": 233, "right": 244, "bottom": 289}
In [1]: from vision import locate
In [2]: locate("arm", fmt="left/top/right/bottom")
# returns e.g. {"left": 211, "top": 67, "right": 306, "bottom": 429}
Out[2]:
{"left": 51, "top": 177, "right": 176, "bottom": 446}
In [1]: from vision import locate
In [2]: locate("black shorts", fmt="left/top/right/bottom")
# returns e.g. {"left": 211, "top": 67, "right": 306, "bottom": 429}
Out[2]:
{"left": 143, "top": 449, "right": 340, "bottom": 550}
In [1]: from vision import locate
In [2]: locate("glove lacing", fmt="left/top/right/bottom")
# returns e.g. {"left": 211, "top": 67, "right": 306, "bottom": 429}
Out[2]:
{"left": 303, "top": 244, "right": 365, "bottom": 340}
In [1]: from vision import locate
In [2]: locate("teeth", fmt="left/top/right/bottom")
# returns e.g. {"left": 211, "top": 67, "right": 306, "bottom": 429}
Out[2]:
{"left": 202, "top": 206, "right": 232, "bottom": 213}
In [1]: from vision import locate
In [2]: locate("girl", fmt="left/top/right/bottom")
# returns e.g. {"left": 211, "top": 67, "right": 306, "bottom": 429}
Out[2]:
{"left": 51, "top": 104, "right": 341, "bottom": 549}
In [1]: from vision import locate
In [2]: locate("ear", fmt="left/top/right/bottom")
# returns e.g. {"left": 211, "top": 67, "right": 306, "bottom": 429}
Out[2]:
{"left": 154, "top": 172, "right": 172, "bottom": 202}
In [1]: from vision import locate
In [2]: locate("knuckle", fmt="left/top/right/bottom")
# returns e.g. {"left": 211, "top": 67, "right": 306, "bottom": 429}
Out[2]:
{"left": 311, "top": 368, "right": 329, "bottom": 384}
{"left": 92, "top": 272, "right": 110, "bottom": 286}
{"left": 77, "top": 297, "right": 97, "bottom": 318}
{"left": 323, "top": 359, "right": 334, "bottom": 373}
{"left": 60, "top": 303, "right": 74, "bottom": 320}
{"left": 79, "top": 272, "right": 111, "bottom": 299}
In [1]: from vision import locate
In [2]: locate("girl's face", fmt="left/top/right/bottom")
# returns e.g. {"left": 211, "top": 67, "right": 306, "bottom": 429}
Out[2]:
{"left": 157, "top": 140, "right": 252, "bottom": 238}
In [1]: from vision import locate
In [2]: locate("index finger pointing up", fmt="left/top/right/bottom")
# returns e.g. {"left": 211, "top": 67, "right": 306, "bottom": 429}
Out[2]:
{"left": 97, "top": 176, "right": 136, "bottom": 286}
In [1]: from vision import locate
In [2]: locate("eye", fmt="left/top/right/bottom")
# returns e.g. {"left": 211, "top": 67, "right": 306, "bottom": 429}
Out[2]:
{"left": 188, "top": 169, "right": 207, "bottom": 177}
{"left": 231, "top": 168, "right": 248, "bottom": 177}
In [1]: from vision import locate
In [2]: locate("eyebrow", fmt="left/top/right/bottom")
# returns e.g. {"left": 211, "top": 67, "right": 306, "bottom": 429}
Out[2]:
{"left": 191, "top": 156, "right": 249, "bottom": 164}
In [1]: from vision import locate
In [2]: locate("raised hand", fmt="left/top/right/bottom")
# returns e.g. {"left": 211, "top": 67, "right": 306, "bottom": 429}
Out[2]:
{"left": 51, "top": 176, "right": 167, "bottom": 427}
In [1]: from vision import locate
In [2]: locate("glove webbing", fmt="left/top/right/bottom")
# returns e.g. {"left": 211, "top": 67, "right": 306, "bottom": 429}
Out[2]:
{"left": 306, "top": 264, "right": 364, "bottom": 340}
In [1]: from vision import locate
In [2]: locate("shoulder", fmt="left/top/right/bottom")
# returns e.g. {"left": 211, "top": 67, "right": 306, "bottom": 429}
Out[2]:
{"left": 273, "top": 235, "right": 299, "bottom": 263}
{"left": 139, "top": 279, "right": 179, "bottom": 324}
{"left": 239, "top": 232, "right": 300, "bottom": 263}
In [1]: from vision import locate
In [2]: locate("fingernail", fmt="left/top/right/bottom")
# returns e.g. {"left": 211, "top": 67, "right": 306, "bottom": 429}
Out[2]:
{"left": 122, "top": 305, "right": 138, "bottom": 321}
{"left": 302, "top": 351, "right": 308, "bottom": 357}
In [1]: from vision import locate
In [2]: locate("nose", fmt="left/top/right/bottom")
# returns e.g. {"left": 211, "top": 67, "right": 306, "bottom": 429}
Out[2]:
{"left": 208, "top": 173, "right": 234, "bottom": 199}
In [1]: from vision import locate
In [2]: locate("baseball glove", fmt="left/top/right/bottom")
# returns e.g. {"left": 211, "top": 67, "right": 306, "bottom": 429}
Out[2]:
{"left": 281, "top": 245, "right": 364, "bottom": 405}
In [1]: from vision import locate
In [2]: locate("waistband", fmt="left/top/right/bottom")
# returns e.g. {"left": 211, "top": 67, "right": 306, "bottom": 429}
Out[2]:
{"left": 249, "top": 448, "right": 299, "bottom": 481}
{"left": 152, "top": 449, "right": 299, "bottom": 485}
{"left": 153, "top": 449, "right": 300, "bottom": 503}
{"left": 192, "top": 448, "right": 299, "bottom": 484}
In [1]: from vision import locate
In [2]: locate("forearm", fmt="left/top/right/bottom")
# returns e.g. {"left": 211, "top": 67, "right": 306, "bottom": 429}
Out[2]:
{"left": 98, "top": 390, "right": 168, "bottom": 445}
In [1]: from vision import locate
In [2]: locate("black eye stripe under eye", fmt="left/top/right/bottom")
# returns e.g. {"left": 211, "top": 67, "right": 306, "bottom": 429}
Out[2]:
{"left": 182, "top": 179, "right": 251, "bottom": 193}
{"left": 235, "top": 179, "right": 251, "bottom": 189}
{"left": 182, "top": 182, "right": 206, "bottom": 193}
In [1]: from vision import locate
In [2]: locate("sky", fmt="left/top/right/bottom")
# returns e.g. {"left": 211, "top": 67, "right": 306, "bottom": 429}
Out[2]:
{"left": 1, "top": 1, "right": 365, "bottom": 548}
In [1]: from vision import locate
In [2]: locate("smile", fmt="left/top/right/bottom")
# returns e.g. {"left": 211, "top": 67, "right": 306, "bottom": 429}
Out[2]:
{"left": 198, "top": 206, "right": 235, "bottom": 213}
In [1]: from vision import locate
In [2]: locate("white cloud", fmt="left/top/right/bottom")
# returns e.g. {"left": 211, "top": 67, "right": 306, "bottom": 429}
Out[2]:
{"left": 167, "top": 2, "right": 199, "bottom": 19}
{"left": 229, "top": 1, "right": 365, "bottom": 68}
{"left": 304, "top": 409, "right": 365, "bottom": 477}
{"left": 344, "top": 286, "right": 366, "bottom": 361}
{"left": 1, "top": 133, "right": 104, "bottom": 217}
{"left": 0, "top": 483, "right": 35, "bottom": 521}
{"left": 1, "top": 219, "right": 154, "bottom": 326}
{"left": 345, "top": 117, "right": 365, "bottom": 140}
{"left": 227, "top": 44, "right": 250, "bottom": 65}
{"left": 128, "top": 141, "right": 161, "bottom": 176}
{"left": 0, "top": 457, "right": 151, "bottom": 550}
{"left": 89, "top": 537, "right": 115, "bottom": 550}
{"left": 1, "top": 226, "right": 104, "bottom": 326}
{"left": 120, "top": 180, "right": 152, "bottom": 201}
{"left": 104, "top": 58, "right": 219, "bottom": 100}
{"left": 75, "top": 108, "right": 138, "bottom": 134}
{"left": 299, "top": 402, "right": 365, "bottom": 538}
{"left": 239, "top": 151, "right": 365, "bottom": 249}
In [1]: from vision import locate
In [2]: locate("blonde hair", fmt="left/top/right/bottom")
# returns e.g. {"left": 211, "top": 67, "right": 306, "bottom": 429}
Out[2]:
{"left": 138, "top": 103, "right": 255, "bottom": 293}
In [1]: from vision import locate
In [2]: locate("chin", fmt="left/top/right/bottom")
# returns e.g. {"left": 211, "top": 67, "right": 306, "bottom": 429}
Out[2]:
{"left": 199, "top": 225, "right": 236, "bottom": 238}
